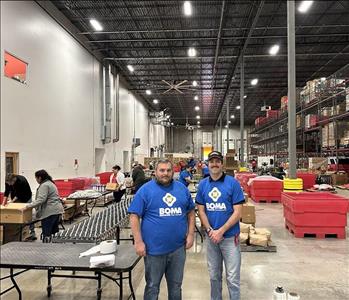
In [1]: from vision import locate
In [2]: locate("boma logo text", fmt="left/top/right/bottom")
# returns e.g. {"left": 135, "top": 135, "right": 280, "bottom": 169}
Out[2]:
{"left": 206, "top": 202, "right": 227, "bottom": 211}
{"left": 159, "top": 207, "right": 183, "bottom": 216}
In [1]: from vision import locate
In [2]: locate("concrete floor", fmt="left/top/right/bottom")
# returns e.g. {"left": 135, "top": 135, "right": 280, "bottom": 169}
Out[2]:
{"left": 1, "top": 197, "right": 349, "bottom": 300}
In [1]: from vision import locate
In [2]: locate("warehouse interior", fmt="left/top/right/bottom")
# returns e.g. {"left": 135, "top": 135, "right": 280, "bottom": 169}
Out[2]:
{"left": 1, "top": 1, "right": 349, "bottom": 299}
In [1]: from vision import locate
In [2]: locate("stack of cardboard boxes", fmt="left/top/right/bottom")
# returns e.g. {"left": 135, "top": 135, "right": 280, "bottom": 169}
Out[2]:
{"left": 223, "top": 149, "right": 239, "bottom": 176}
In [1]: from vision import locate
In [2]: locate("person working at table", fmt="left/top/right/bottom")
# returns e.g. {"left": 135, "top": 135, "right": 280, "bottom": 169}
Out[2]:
{"left": 178, "top": 165, "right": 194, "bottom": 187}
{"left": 24, "top": 170, "right": 64, "bottom": 242}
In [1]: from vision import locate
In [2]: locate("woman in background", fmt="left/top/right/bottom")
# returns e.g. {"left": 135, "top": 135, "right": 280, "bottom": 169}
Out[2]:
{"left": 110, "top": 165, "right": 126, "bottom": 202}
{"left": 25, "top": 170, "right": 64, "bottom": 242}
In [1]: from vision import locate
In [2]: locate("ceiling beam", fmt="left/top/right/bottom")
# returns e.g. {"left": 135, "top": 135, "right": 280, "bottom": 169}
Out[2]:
{"left": 79, "top": 24, "right": 349, "bottom": 35}
{"left": 88, "top": 33, "right": 349, "bottom": 43}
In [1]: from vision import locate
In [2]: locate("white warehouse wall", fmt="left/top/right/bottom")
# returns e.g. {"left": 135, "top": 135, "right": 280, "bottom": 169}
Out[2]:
{"left": 0, "top": 1, "right": 164, "bottom": 190}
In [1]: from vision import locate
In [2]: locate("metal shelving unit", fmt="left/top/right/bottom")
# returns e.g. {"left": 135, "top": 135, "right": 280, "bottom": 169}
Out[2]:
{"left": 248, "top": 64, "right": 349, "bottom": 168}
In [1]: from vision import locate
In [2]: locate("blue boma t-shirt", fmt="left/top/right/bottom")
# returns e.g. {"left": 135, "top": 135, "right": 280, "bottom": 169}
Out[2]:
{"left": 178, "top": 170, "right": 192, "bottom": 187}
{"left": 195, "top": 174, "right": 245, "bottom": 238}
{"left": 128, "top": 179, "right": 195, "bottom": 255}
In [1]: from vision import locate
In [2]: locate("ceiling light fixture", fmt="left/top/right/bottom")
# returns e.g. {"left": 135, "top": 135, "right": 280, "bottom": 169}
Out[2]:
{"left": 196, "top": 115, "right": 200, "bottom": 119}
{"left": 269, "top": 44, "right": 280, "bottom": 55}
{"left": 127, "top": 65, "right": 134, "bottom": 72}
{"left": 183, "top": 1, "right": 192, "bottom": 16}
{"left": 171, "top": 122, "right": 174, "bottom": 126}
{"left": 236, "top": 105, "right": 240, "bottom": 110}
{"left": 231, "top": 115, "right": 235, "bottom": 119}
{"left": 298, "top": 1, "right": 313, "bottom": 13}
{"left": 197, "top": 121, "right": 200, "bottom": 124}
{"left": 244, "top": 95, "right": 247, "bottom": 99}
{"left": 192, "top": 80, "right": 198, "bottom": 87}
{"left": 89, "top": 19, "right": 103, "bottom": 31}
{"left": 146, "top": 89, "right": 152, "bottom": 95}
{"left": 194, "top": 95, "right": 199, "bottom": 100}
{"left": 188, "top": 47, "right": 197, "bottom": 57}
{"left": 153, "top": 99, "right": 159, "bottom": 104}
{"left": 251, "top": 78, "right": 258, "bottom": 86}
{"left": 194, "top": 106, "right": 200, "bottom": 111}
{"left": 166, "top": 115, "right": 170, "bottom": 119}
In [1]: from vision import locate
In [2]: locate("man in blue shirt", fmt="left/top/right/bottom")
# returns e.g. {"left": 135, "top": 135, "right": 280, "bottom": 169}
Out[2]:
{"left": 202, "top": 162, "right": 210, "bottom": 178}
{"left": 196, "top": 151, "right": 245, "bottom": 300}
{"left": 178, "top": 165, "right": 193, "bottom": 187}
{"left": 128, "top": 159, "right": 195, "bottom": 300}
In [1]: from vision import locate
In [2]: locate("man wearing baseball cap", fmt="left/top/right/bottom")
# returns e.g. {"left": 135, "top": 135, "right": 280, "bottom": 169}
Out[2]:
{"left": 196, "top": 150, "right": 245, "bottom": 300}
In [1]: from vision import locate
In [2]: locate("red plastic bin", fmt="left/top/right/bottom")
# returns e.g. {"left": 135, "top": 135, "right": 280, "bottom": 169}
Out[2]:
{"left": 296, "top": 172, "right": 316, "bottom": 189}
{"left": 96, "top": 172, "right": 113, "bottom": 185}
{"left": 250, "top": 178, "right": 283, "bottom": 202}
{"left": 235, "top": 173, "right": 257, "bottom": 196}
{"left": 281, "top": 192, "right": 348, "bottom": 237}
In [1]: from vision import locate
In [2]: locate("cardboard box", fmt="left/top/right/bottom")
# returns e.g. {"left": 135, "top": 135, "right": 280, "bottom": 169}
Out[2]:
{"left": 241, "top": 202, "right": 256, "bottom": 224}
{"left": 0, "top": 224, "right": 26, "bottom": 244}
{"left": 331, "top": 173, "right": 348, "bottom": 185}
{"left": 0, "top": 203, "right": 32, "bottom": 224}
{"left": 106, "top": 182, "right": 119, "bottom": 191}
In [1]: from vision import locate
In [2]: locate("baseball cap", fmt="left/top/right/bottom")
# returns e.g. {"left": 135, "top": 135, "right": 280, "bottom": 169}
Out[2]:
{"left": 207, "top": 151, "right": 223, "bottom": 161}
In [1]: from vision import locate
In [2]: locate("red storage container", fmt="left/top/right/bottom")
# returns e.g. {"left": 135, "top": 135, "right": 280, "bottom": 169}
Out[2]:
{"left": 73, "top": 177, "right": 99, "bottom": 189}
{"left": 296, "top": 172, "right": 316, "bottom": 189}
{"left": 266, "top": 110, "right": 279, "bottom": 119}
{"left": 281, "top": 192, "right": 349, "bottom": 238}
{"left": 0, "top": 192, "right": 4, "bottom": 205}
{"left": 255, "top": 117, "right": 267, "bottom": 127}
{"left": 54, "top": 180, "right": 78, "bottom": 197}
{"left": 96, "top": 172, "right": 113, "bottom": 185}
{"left": 250, "top": 177, "right": 283, "bottom": 202}
{"left": 235, "top": 173, "right": 257, "bottom": 196}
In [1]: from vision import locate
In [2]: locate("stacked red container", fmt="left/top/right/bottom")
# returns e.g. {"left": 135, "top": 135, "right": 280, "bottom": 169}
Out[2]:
{"left": 282, "top": 192, "right": 348, "bottom": 239}
{"left": 250, "top": 177, "right": 283, "bottom": 203}
{"left": 296, "top": 172, "right": 316, "bottom": 189}
{"left": 54, "top": 180, "right": 78, "bottom": 197}
{"left": 96, "top": 172, "right": 113, "bottom": 184}
{"left": 73, "top": 177, "right": 99, "bottom": 189}
{"left": 235, "top": 173, "right": 257, "bottom": 197}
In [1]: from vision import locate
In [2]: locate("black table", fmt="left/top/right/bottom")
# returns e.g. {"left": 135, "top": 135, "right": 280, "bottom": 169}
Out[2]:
{"left": 0, "top": 242, "right": 141, "bottom": 300}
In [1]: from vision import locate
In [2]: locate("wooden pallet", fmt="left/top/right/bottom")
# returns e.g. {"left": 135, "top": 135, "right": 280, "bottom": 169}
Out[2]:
{"left": 241, "top": 243, "right": 277, "bottom": 252}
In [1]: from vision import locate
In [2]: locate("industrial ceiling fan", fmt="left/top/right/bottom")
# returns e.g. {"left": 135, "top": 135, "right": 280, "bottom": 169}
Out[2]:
{"left": 161, "top": 80, "right": 197, "bottom": 94}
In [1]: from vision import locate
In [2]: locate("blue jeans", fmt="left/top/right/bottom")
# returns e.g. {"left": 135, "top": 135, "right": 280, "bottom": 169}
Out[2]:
{"left": 144, "top": 246, "right": 186, "bottom": 300}
{"left": 207, "top": 236, "right": 241, "bottom": 300}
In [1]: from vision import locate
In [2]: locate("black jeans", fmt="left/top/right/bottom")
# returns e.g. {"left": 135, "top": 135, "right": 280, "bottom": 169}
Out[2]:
{"left": 41, "top": 214, "right": 60, "bottom": 241}
{"left": 113, "top": 189, "right": 126, "bottom": 203}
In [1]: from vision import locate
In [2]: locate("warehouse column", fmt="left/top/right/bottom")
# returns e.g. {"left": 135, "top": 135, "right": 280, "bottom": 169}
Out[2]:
{"left": 240, "top": 56, "right": 244, "bottom": 164}
{"left": 226, "top": 101, "right": 229, "bottom": 154}
{"left": 287, "top": 0, "right": 297, "bottom": 179}
{"left": 219, "top": 115, "right": 223, "bottom": 153}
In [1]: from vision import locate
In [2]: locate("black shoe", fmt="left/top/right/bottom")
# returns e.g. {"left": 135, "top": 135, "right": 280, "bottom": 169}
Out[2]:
{"left": 26, "top": 236, "right": 37, "bottom": 241}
